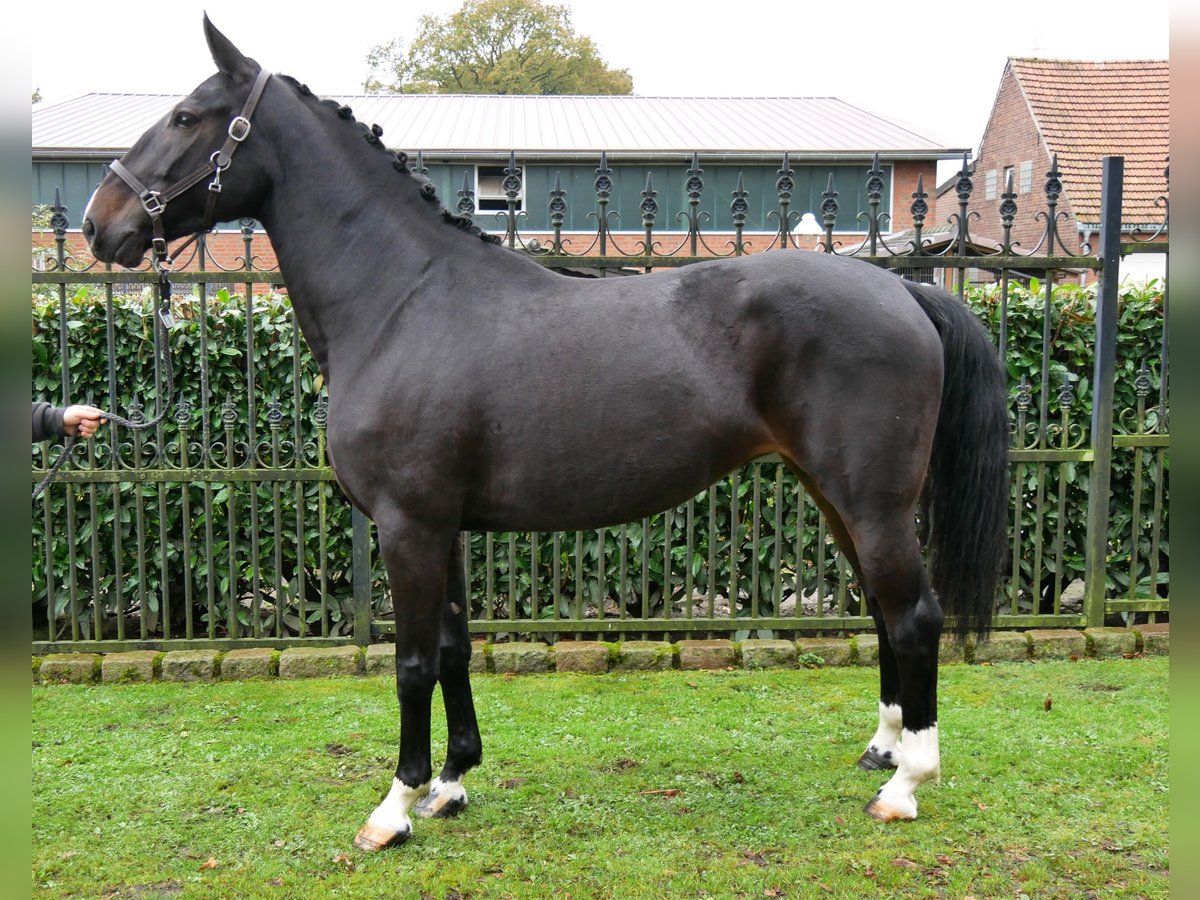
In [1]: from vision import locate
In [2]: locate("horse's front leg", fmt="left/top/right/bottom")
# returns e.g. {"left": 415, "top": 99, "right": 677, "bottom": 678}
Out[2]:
{"left": 354, "top": 513, "right": 455, "bottom": 851}
{"left": 414, "top": 533, "right": 482, "bottom": 819}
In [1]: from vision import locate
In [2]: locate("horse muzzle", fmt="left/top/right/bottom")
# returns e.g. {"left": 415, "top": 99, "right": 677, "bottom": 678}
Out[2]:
{"left": 83, "top": 183, "right": 152, "bottom": 268}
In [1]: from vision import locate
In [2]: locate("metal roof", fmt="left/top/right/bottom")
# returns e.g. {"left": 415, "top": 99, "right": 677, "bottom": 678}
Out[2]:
{"left": 33, "top": 93, "right": 965, "bottom": 161}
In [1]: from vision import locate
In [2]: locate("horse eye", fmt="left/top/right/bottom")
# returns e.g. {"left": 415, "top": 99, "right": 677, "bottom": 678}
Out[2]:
{"left": 172, "top": 111, "right": 198, "bottom": 129}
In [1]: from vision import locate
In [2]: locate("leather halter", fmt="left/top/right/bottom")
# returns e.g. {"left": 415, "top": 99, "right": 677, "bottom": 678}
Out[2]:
{"left": 108, "top": 68, "right": 272, "bottom": 271}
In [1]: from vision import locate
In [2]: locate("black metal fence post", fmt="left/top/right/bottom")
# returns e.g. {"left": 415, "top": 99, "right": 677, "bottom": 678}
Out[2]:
{"left": 1083, "top": 156, "right": 1124, "bottom": 626}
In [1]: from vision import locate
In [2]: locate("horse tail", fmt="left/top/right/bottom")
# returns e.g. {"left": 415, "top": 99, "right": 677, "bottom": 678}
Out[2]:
{"left": 904, "top": 280, "right": 1009, "bottom": 639}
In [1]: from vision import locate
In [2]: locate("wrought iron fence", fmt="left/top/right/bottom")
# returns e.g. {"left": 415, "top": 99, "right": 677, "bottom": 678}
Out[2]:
{"left": 31, "top": 153, "right": 1168, "bottom": 652}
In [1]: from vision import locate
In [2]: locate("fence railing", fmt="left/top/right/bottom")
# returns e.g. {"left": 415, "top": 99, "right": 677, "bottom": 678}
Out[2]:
{"left": 31, "top": 153, "right": 1168, "bottom": 652}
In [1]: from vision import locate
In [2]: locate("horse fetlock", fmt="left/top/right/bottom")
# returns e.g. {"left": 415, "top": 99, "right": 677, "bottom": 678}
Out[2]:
{"left": 859, "top": 702, "right": 902, "bottom": 771}
{"left": 414, "top": 777, "right": 469, "bottom": 819}
{"left": 856, "top": 745, "right": 898, "bottom": 771}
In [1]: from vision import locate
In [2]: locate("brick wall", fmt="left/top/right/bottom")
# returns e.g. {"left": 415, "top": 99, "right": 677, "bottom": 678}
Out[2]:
{"left": 936, "top": 66, "right": 1083, "bottom": 256}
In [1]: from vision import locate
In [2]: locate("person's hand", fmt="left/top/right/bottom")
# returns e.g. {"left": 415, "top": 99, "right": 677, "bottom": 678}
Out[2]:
{"left": 62, "top": 405, "right": 105, "bottom": 438}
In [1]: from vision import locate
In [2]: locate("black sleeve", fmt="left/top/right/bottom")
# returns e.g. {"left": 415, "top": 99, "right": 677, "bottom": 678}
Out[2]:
{"left": 32, "top": 402, "right": 65, "bottom": 442}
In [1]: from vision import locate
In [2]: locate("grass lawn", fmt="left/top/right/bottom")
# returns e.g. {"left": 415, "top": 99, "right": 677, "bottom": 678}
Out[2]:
{"left": 33, "top": 657, "right": 1167, "bottom": 898}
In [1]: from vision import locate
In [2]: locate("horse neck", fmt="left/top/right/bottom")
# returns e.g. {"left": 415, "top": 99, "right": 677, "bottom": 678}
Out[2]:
{"left": 251, "top": 92, "right": 549, "bottom": 376}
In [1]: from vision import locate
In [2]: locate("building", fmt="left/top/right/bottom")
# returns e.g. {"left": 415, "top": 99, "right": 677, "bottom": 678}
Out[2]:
{"left": 33, "top": 92, "right": 967, "bottom": 266}
{"left": 946, "top": 57, "right": 1169, "bottom": 282}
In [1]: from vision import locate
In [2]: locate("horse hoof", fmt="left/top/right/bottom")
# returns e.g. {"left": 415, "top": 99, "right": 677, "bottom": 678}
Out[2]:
{"left": 352, "top": 822, "right": 412, "bottom": 851}
{"left": 857, "top": 747, "right": 897, "bottom": 771}
{"left": 413, "top": 780, "right": 468, "bottom": 819}
{"left": 863, "top": 794, "right": 916, "bottom": 822}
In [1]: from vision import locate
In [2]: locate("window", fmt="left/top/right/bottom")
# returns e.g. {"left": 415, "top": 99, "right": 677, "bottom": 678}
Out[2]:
{"left": 985, "top": 170, "right": 997, "bottom": 200}
{"left": 477, "top": 165, "right": 523, "bottom": 212}
{"left": 1003, "top": 166, "right": 1014, "bottom": 195}
{"left": 1020, "top": 160, "right": 1033, "bottom": 194}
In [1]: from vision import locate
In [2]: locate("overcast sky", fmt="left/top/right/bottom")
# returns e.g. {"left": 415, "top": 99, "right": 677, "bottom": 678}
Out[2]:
{"left": 32, "top": 0, "right": 1170, "bottom": 179}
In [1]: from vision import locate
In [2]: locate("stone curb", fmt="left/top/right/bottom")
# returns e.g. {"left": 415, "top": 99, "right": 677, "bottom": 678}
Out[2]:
{"left": 795, "top": 637, "right": 852, "bottom": 667}
{"left": 974, "top": 631, "right": 1030, "bottom": 663}
{"left": 613, "top": 641, "right": 674, "bottom": 671}
{"left": 1085, "top": 627, "right": 1138, "bottom": 658}
{"left": 552, "top": 641, "right": 611, "bottom": 674}
{"left": 39, "top": 653, "right": 100, "bottom": 684}
{"left": 162, "top": 650, "right": 219, "bottom": 682}
{"left": 491, "top": 642, "right": 549, "bottom": 675}
{"left": 279, "top": 646, "right": 363, "bottom": 679}
{"left": 1028, "top": 628, "right": 1086, "bottom": 660}
{"left": 678, "top": 639, "right": 736, "bottom": 670}
{"left": 220, "top": 648, "right": 278, "bottom": 680}
{"left": 32, "top": 629, "right": 1166, "bottom": 686}
{"left": 100, "top": 650, "right": 162, "bottom": 684}
{"left": 740, "top": 639, "right": 797, "bottom": 670}
{"left": 1135, "top": 623, "right": 1169, "bottom": 655}
{"left": 853, "top": 634, "right": 879, "bottom": 667}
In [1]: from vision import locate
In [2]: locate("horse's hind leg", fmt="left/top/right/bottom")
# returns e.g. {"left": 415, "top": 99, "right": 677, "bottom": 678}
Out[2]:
{"left": 789, "top": 473, "right": 901, "bottom": 773}
{"left": 785, "top": 464, "right": 941, "bottom": 820}
{"left": 354, "top": 513, "right": 454, "bottom": 851}
{"left": 414, "top": 534, "right": 482, "bottom": 819}
{"left": 855, "top": 527, "right": 943, "bottom": 821}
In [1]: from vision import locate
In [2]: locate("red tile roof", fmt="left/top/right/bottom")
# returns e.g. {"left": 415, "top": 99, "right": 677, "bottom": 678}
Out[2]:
{"left": 1009, "top": 58, "right": 1168, "bottom": 228}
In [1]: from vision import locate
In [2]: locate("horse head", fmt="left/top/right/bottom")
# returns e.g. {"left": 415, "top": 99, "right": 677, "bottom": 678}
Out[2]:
{"left": 84, "top": 16, "right": 270, "bottom": 267}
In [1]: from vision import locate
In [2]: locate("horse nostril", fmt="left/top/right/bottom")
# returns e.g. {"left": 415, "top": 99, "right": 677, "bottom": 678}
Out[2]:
{"left": 81, "top": 218, "right": 96, "bottom": 240}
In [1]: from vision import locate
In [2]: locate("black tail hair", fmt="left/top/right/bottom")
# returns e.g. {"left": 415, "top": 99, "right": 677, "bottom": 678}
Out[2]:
{"left": 905, "top": 281, "right": 1009, "bottom": 638}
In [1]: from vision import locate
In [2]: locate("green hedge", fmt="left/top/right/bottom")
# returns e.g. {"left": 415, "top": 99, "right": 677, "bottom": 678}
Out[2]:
{"left": 32, "top": 278, "right": 1167, "bottom": 639}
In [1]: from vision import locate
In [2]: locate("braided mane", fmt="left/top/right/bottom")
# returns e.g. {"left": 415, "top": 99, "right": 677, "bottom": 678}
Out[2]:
{"left": 277, "top": 74, "right": 501, "bottom": 245}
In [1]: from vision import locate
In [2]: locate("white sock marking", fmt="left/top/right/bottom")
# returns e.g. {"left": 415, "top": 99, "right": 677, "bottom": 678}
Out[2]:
{"left": 875, "top": 725, "right": 940, "bottom": 818}
{"left": 868, "top": 702, "right": 903, "bottom": 756}
{"left": 366, "top": 778, "right": 429, "bottom": 833}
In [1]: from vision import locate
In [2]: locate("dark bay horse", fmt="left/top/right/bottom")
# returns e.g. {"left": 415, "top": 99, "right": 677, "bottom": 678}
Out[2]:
{"left": 83, "top": 18, "right": 1008, "bottom": 848}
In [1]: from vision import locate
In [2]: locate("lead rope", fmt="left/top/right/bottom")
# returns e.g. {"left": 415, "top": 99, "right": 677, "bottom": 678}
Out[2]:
{"left": 33, "top": 269, "right": 177, "bottom": 501}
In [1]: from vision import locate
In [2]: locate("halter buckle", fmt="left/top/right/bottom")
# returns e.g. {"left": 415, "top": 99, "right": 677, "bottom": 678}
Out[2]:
{"left": 228, "top": 116, "right": 252, "bottom": 142}
{"left": 142, "top": 192, "right": 165, "bottom": 216}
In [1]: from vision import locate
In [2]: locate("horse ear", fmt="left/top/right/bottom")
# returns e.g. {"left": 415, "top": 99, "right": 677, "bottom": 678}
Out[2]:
{"left": 203, "top": 14, "right": 259, "bottom": 82}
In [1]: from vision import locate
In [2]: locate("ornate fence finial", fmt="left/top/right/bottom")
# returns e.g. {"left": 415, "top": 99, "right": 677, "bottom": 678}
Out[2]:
{"left": 594, "top": 151, "right": 612, "bottom": 200}
{"left": 173, "top": 396, "right": 193, "bottom": 428}
{"left": 1000, "top": 168, "right": 1018, "bottom": 252}
{"left": 911, "top": 173, "right": 928, "bottom": 232}
{"left": 549, "top": 171, "right": 566, "bottom": 252}
{"left": 502, "top": 151, "right": 522, "bottom": 248}
{"left": 411, "top": 150, "right": 429, "bottom": 178}
{"left": 730, "top": 172, "right": 749, "bottom": 256}
{"left": 220, "top": 395, "right": 237, "bottom": 428}
{"left": 1057, "top": 374, "right": 1075, "bottom": 410}
{"left": 1045, "top": 153, "right": 1062, "bottom": 204}
{"left": 50, "top": 188, "right": 69, "bottom": 237}
{"left": 775, "top": 152, "right": 794, "bottom": 249}
{"left": 640, "top": 172, "right": 658, "bottom": 254}
{"left": 955, "top": 152, "right": 973, "bottom": 204}
{"left": 820, "top": 172, "right": 838, "bottom": 253}
{"left": 1016, "top": 376, "right": 1032, "bottom": 413}
{"left": 1135, "top": 360, "right": 1153, "bottom": 398}
{"left": 456, "top": 170, "right": 476, "bottom": 219}
{"left": 503, "top": 151, "right": 522, "bottom": 201}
